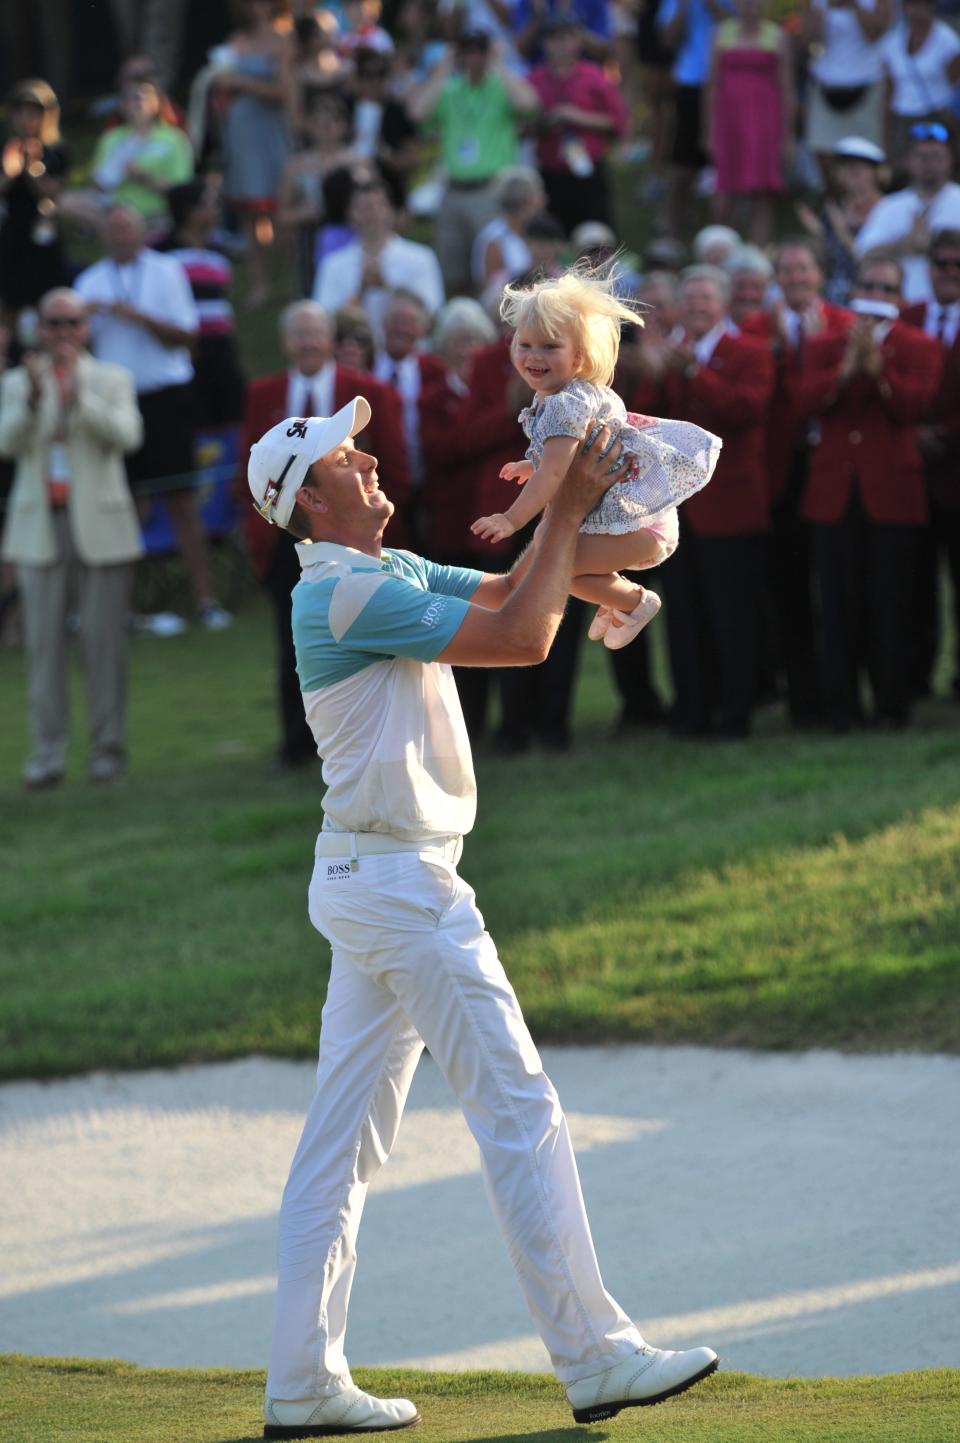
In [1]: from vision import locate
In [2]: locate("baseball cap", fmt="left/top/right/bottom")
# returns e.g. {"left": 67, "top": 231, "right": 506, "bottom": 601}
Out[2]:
{"left": 247, "top": 397, "right": 372, "bottom": 529}
{"left": 832, "top": 136, "right": 886, "bottom": 164}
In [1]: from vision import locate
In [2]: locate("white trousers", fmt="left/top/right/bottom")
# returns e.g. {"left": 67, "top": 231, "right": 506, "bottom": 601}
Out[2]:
{"left": 267, "top": 842, "right": 644, "bottom": 1401}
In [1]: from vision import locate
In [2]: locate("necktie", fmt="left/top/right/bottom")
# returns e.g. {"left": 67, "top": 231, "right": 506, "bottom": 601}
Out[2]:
{"left": 302, "top": 387, "right": 315, "bottom": 419}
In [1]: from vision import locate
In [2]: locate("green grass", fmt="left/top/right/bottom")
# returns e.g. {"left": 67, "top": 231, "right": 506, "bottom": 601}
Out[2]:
{"left": 1, "top": 1357, "right": 958, "bottom": 1443}
{"left": 2, "top": 599, "right": 960, "bottom": 1079}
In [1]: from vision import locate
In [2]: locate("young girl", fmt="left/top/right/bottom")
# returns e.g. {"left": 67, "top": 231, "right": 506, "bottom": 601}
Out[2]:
{"left": 471, "top": 267, "right": 722, "bottom": 649}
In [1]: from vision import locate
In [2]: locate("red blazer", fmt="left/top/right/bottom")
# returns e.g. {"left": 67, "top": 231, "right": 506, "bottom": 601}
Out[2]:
{"left": 419, "top": 373, "right": 481, "bottom": 559}
{"left": 241, "top": 364, "right": 412, "bottom": 579}
{"left": 789, "top": 317, "right": 943, "bottom": 526}
{"left": 443, "top": 338, "right": 529, "bottom": 563}
{"left": 901, "top": 301, "right": 960, "bottom": 508}
{"left": 740, "top": 302, "right": 850, "bottom": 505}
{"left": 657, "top": 332, "right": 775, "bottom": 536}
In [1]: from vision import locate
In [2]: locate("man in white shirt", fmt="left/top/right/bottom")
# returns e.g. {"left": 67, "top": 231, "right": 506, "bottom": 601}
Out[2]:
{"left": 312, "top": 178, "right": 445, "bottom": 345}
{"left": 246, "top": 401, "right": 719, "bottom": 1437}
{"left": 75, "top": 204, "right": 231, "bottom": 629}
{"left": 854, "top": 124, "right": 960, "bottom": 302}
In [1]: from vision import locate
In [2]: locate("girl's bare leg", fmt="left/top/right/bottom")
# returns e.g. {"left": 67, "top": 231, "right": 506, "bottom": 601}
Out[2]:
{"left": 572, "top": 531, "right": 667, "bottom": 643}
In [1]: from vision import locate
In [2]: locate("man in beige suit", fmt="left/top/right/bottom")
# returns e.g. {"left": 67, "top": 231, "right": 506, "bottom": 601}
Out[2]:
{"left": 0, "top": 287, "right": 143, "bottom": 787}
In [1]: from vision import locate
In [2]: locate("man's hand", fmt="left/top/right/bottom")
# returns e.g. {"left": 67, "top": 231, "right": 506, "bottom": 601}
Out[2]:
{"left": 24, "top": 351, "right": 45, "bottom": 407}
{"left": 110, "top": 300, "right": 143, "bottom": 325}
{"left": 471, "top": 512, "right": 517, "bottom": 542}
{"left": 552, "top": 422, "right": 627, "bottom": 523}
{"left": 500, "top": 460, "right": 534, "bottom": 484}
{"left": 664, "top": 338, "right": 697, "bottom": 373}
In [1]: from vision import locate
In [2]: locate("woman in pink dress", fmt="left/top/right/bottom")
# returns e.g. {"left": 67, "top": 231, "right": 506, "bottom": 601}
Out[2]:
{"left": 705, "top": 0, "right": 796, "bottom": 245}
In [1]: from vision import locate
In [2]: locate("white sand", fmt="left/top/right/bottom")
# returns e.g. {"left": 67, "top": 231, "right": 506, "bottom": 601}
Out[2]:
{"left": 1, "top": 1046, "right": 957, "bottom": 1379}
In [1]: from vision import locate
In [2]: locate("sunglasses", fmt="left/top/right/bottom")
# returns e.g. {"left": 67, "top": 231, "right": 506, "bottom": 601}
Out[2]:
{"left": 858, "top": 281, "right": 900, "bottom": 295}
{"left": 931, "top": 256, "right": 960, "bottom": 271}
{"left": 910, "top": 122, "right": 950, "bottom": 143}
{"left": 44, "top": 315, "right": 84, "bottom": 329}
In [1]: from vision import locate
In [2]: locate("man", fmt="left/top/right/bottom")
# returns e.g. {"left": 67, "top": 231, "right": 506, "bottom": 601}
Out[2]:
{"left": 739, "top": 237, "right": 850, "bottom": 727}
{"left": 902, "top": 227, "right": 960, "bottom": 695}
{"left": 247, "top": 398, "right": 719, "bottom": 1437}
{"left": 854, "top": 123, "right": 960, "bottom": 303}
{"left": 372, "top": 288, "right": 445, "bottom": 508}
{"left": 0, "top": 287, "right": 143, "bottom": 787}
{"left": 724, "top": 245, "right": 772, "bottom": 328}
{"left": 791, "top": 250, "right": 942, "bottom": 730}
{"left": 312, "top": 178, "right": 444, "bottom": 346}
{"left": 406, "top": 30, "right": 540, "bottom": 295}
{"left": 513, "top": 0, "right": 613, "bottom": 62}
{"left": 527, "top": 16, "right": 628, "bottom": 235}
{"left": 658, "top": 0, "right": 731, "bottom": 238}
{"left": 242, "top": 300, "right": 410, "bottom": 769}
{"left": 74, "top": 204, "right": 231, "bottom": 631}
{"left": 651, "top": 265, "right": 775, "bottom": 737}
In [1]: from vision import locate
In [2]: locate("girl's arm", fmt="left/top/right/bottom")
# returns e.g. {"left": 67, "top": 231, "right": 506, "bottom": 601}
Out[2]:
{"left": 472, "top": 435, "right": 580, "bottom": 541}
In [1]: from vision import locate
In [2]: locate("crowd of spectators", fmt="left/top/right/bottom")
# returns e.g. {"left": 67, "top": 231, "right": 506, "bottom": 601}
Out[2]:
{"left": 3, "top": 0, "right": 960, "bottom": 784}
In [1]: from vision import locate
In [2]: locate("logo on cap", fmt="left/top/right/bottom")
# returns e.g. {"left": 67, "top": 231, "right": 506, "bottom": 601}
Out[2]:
{"left": 286, "top": 419, "right": 309, "bottom": 439}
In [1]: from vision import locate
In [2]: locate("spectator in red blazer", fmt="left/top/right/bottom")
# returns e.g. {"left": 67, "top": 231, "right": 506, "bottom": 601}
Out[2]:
{"left": 648, "top": 265, "right": 775, "bottom": 737}
{"left": 242, "top": 299, "right": 411, "bottom": 768}
{"left": 739, "top": 236, "right": 850, "bottom": 728}
{"left": 455, "top": 330, "right": 587, "bottom": 753}
{"left": 372, "top": 288, "right": 445, "bottom": 545}
{"left": 419, "top": 298, "right": 498, "bottom": 737}
{"left": 901, "top": 227, "right": 960, "bottom": 697}
{"left": 791, "top": 250, "right": 943, "bottom": 731}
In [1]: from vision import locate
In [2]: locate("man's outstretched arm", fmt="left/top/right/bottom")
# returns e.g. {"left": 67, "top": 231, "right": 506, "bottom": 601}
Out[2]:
{"left": 437, "top": 427, "right": 626, "bottom": 668}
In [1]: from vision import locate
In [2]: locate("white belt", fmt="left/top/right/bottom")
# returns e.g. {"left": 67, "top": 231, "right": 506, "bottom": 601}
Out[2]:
{"left": 315, "top": 831, "right": 462, "bottom": 867}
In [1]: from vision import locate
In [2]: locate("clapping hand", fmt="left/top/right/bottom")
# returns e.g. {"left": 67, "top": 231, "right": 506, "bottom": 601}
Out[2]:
{"left": 500, "top": 460, "right": 533, "bottom": 484}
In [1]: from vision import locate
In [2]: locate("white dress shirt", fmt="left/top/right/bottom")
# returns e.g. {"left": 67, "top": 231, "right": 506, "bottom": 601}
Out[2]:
{"left": 691, "top": 318, "right": 739, "bottom": 366}
{"left": 924, "top": 299, "right": 960, "bottom": 348}
{"left": 374, "top": 350, "right": 423, "bottom": 484}
{"left": 854, "top": 183, "right": 960, "bottom": 303}
{"left": 313, "top": 235, "right": 445, "bottom": 344}
{"left": 74, "top": 248, "right": 198, "bottom": 393}
{"left": 287, "top": 361, "right": 336, "bottom": 420}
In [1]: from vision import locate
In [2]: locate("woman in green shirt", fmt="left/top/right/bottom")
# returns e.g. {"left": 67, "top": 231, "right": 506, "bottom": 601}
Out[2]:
{"left": 91, "top": 79, "right": 194, "bottom": 225}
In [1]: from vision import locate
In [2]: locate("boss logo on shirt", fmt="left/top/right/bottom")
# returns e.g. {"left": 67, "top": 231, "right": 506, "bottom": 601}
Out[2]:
{"left": 326, "top": 862, "right": 353, "bottom": 879}
{"left": 420, "top": 597, "right": 448, "bottom": 629}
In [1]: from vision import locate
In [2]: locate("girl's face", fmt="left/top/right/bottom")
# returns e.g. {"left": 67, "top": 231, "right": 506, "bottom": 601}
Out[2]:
{"left": 512, "top": 324, "right": 580, "bottom": 394}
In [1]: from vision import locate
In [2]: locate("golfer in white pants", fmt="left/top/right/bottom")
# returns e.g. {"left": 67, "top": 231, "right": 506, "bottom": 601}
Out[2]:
{"left": 247, "top": 399, "right": 719, "bottom": 1438}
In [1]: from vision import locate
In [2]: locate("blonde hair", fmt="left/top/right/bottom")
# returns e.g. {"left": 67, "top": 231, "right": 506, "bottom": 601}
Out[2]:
{"left": 500, "top": 263, "right": 643, "bottom": 388}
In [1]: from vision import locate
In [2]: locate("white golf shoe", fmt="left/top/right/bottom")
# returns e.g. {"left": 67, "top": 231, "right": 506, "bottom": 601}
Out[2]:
{"left": 565, "top": 1343, "right": 719, "bottom": 1423}
{"left": 264, "top": 1384, "right": 421, "bottom": 1437}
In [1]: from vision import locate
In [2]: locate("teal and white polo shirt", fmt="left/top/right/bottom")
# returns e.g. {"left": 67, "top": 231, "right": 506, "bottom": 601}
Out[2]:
{"left": 292, "top": 541, "right": 483, "bottom": 843}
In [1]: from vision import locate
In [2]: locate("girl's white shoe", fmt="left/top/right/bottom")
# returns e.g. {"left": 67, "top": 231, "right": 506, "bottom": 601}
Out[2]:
{"left": 587, "top": 606, "right": 615, "bottom": 641}
{"left": 603, "top": 591, "right": 662, "bottom": 650}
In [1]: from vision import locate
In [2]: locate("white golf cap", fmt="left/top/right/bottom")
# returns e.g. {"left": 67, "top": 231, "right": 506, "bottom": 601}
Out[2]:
{"left": 247, "top": 396, "right": 372, "bottom": 529}
{"left": 833, "top": 135, "right": 886, "bottom": 164}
